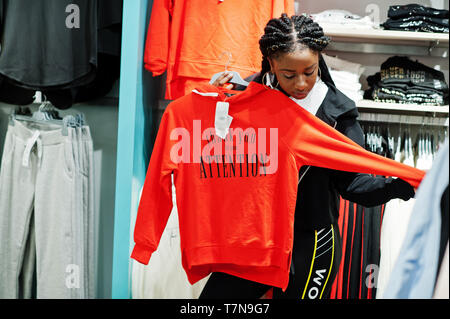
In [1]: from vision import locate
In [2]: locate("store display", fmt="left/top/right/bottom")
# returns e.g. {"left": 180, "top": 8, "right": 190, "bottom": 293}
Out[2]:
{"left": 383, "top": 139, "right": 449, "bottom": 298}
{"left": 364, "top": 56, "right": 449, "bottom": 106}
{"left": 381, "top": 4, "right": 449, "bottom": 33}
{"left": 310, "top": 9, "right": 377, "bottom": 29}
{"left": 0, "top": 107, "right": 95, "bottom": 298}
{"left": 0, "top": 0, "right": 448, "bottom": 302}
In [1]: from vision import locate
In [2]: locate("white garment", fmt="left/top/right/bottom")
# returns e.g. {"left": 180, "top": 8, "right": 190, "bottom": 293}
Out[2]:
{"left": 289, "top": 78, "right": 328, "bottom": 115}
{"left": 377, "top": 138, "right": 429, "bottom": 298}
{"left": 0, "top": 119, "right": 95, "bottom": 299}
{"left": 311, "top": 9, "right": 377, "bottom": 29}
{"left": 322, "top": 54, "right": 365, "bottom": 102}
{"left": 131, "top": 180, "right": 209, "bottom": 299}
{"left": 377, "top": 198, "right": 415, "bottom": 298}
{"left": 322, "top": 54, "right": 365, "bottom": 76}
{"left": 329, "top": 71, "right": 361, "bottom": 88}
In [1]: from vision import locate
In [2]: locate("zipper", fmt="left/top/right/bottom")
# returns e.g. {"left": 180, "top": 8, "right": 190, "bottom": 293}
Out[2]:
{"left": 298, "top": 120, "right": 337, "bottom": 185}
{"left": 291, "top": 120, "right": 338, "bottom": 275}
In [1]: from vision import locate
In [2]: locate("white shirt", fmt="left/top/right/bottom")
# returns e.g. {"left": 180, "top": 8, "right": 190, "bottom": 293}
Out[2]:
{"left": 288, "top": 78, "right": 329, "bottom": 116}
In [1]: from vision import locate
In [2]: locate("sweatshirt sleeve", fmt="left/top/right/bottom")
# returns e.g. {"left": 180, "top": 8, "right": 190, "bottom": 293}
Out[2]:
{"left": 329, "top": 116, "right": 414, "bottom": 206}
{"left": 143, "top": 0, "right": 171, "bottom": 76}
{"left": 130, "top": 107, "right": 178, "bottom": 265}
{"left": 286, "top": 110, "right": 425, "bottom": 189}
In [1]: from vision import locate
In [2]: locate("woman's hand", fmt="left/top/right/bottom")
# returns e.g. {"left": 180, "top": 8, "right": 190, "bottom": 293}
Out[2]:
{"left": 391, "top": 178, "right": 416, "bottom": 200}
{"left": 211, "top": 71, "right": 235, "bottom": 90}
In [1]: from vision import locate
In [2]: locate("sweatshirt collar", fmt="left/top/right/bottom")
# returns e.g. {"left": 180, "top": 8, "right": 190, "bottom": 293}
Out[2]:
{"left": 191, "top": 82, "right": 359, "bottom": 123}
{"left": 192, "top": 81, "right": 270, "bottom": 103}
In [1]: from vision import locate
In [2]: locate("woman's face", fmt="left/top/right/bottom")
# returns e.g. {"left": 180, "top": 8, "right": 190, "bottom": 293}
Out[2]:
{"left": 268, "top": 48, "right": 319, "bottom": 100}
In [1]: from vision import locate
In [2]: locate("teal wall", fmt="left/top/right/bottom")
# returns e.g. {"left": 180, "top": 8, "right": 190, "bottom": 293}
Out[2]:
{"left": 112, "top": 0, "right": 155, "bottom": 299}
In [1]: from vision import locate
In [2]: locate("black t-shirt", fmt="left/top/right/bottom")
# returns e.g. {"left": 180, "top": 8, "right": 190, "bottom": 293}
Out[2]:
{"left": 0, "top": 0, "right": 97, "bottom": 90}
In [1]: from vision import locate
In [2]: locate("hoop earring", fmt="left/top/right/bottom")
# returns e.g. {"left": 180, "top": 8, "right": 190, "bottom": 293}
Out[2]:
{"left": 262, "top": 71, "right": 280, "bottom": 90}
{"left": 262, "top": 71, "right": 274, "bottom": 89}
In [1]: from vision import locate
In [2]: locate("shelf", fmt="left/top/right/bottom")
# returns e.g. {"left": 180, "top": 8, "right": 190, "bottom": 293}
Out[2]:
{"left": 356, "top": 99, "right": 449, "bottom": 115}
{"left": 322, "top": 25, "right": 449, "bottom": 46}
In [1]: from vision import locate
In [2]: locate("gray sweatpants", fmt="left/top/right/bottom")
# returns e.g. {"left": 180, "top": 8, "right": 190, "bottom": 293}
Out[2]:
{"left": 0, "top": 119, "right": 95, "bottom": 299}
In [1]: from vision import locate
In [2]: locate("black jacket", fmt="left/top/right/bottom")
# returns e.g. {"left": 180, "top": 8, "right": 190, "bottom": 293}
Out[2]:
{"left": 238, "top": 72, "right": 414, "bottom": 233}
{"left": 294, "top": 84, "right": 408, "bottom": 232}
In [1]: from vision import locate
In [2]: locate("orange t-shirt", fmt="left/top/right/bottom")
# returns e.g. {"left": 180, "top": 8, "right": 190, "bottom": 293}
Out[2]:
{"left": 131, "top": 82, "right": 424, "bottom": 290}
{"left": 144, "top": 0, "right": 295, "bottom": 100}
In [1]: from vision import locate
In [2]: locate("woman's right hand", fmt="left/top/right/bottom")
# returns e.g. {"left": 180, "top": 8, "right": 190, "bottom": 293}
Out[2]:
{"left": 211, "top": 71, "right": 235, "bottom": 90}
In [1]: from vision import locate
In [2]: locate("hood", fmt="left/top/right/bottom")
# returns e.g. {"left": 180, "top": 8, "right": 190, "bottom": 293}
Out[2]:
{"left": 317, "top": 84, "right": 360, "bottom": 126}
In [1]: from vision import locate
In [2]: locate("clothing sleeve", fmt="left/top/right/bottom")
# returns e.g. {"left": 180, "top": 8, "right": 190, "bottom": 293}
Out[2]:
{"left": 286, "top": 110, "right": 425, "bottom": 189}
{"left": 143, "top": 0, "right": 172, "bottom": 76}
{"left": 130, "top": 107, "right": 179, "bottom": 265}
{"left": 330, "top": 116, "right": 414, "bottom": 206}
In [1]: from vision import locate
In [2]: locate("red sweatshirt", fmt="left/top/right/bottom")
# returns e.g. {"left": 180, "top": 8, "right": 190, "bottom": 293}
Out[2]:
{"left": 131, "top": 82, "right": 424, "bottom": 290}
{"left": 144, "top": 0, "right": 295, "bottom": 100}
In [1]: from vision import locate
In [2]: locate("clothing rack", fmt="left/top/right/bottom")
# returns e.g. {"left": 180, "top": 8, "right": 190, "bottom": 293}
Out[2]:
{"left": 358, "top": 112, "right": 449, "bottom": 127}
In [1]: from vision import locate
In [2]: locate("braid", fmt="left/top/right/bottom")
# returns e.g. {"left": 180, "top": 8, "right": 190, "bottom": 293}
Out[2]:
{"left": 291, "top": 14, "right": 330, "bottom": 51}
{"left": 258, "top": 13, "right": 333, "bottom": 85}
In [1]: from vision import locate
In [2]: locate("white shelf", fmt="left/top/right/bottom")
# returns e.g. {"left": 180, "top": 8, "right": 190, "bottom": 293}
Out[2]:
{"left": 322, "top": 25, "right": 449, "bottom": 47}
{"left": 356, "top": 99, "right": 449, "bottom": 115}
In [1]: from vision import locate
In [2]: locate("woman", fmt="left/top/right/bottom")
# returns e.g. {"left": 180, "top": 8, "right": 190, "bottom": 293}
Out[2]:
{"left": 200, "top": 13, "right": 415, "bottom": 299}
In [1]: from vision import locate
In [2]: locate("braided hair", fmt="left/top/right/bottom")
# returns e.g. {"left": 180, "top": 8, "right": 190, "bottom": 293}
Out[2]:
{"left": 258, "top": 14, "right": 335, "bottom": 86}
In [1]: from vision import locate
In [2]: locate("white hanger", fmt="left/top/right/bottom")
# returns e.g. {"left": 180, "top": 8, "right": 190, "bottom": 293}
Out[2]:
{"left": 8, "top": 96, "right": 78, "bottom": 136}
{"left": 209, "top": 51, "right": 249, "bottom": 87}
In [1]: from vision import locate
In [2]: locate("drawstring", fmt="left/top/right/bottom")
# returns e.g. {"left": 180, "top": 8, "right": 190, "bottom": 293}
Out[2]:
{"left": 22, "top": 130, "right": 43, "bottom": 168}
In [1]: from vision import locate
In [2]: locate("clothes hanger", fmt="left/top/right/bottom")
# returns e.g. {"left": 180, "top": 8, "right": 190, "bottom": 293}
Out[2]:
{"left": 408, "top": 123, "right": 413, "bottom": 162}
{"left": 9, "top": 95, "right": 71, "bottom": 135}
{"left": 396, "top": 116, "right": 402, "bottom": 159}
{"left": 209, "top": 51, "right": 249, "bottom": 87}
{"left": 387, "top": 124, "right": 395, "bottom": 159}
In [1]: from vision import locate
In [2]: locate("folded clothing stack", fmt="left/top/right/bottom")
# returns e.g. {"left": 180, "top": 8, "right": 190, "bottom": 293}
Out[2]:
{"left": 322, "top": 54, "right": 365, "bottom": 102}
{"left": 381, "top": 4, "right": 449, "bottom": 33}
{"left": 311, "top": 9, "right": 378, "bottom": 29}
{"left": 364, "top": 56, "right": 449, "bottom": 106}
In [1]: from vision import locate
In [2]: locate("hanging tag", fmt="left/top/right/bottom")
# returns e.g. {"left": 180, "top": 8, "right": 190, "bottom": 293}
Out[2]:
{"left": 216, "top": 101, "right": 229, "bottom": 116}
{"left": 215, "top": 102, "right": 232, "bottom": 139}
{"left": 215, "top": 115, "right": 233, "bottom": 139}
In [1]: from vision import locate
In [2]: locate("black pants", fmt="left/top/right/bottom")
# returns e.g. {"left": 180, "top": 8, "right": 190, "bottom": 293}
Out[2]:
{"left": 199, "top": 224, "right": 341, "bottom": 299}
